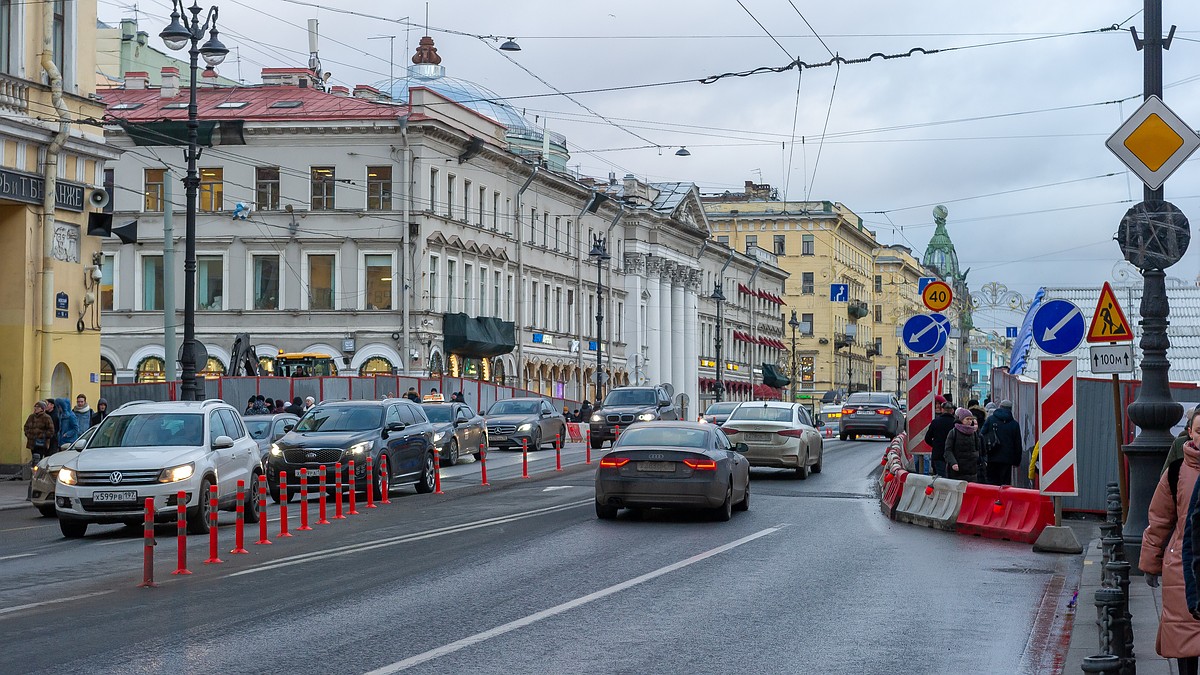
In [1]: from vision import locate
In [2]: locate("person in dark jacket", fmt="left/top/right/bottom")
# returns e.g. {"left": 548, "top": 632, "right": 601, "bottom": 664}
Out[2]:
{"left": 404, "top": 387, "right": 420, "bottom": 403}
{"left": 285, "top": 397, "right": 304, "bottom": 415}
{"left": 981, "top": 400, "right": 1023, "bottom": 485}
{"left": 926, "top": 400, "right": 957, "bottom": 477}
{"left": 43, "top": 398, "right": 61, "bottom": 454}
{"left": 90, "top": 398, "right": 109, "bottom": 427}
{"left": 24, "top": 401, "right": 55, "bottom": 461}
{"left": 967, "top": 399, "right": 987, "bottom": 428}
{"left": 54, "top": 397, "right": 81, "bottom": 448}
{"left": 578, "top": 400, "right": 594, "bottom": 424}
{"left": 944, "top": 407, "right": 984, "bottom": 482}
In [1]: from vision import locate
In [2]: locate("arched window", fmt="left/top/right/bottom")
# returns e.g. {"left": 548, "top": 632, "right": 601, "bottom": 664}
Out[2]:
{"left": 100, "top": 357, "right": 116, "bottom": 384}
{"left": 201, "top": 357, "right": 225, "bottom": 379}
{"left": 136, "top": 356, "right": 166, "bottom": 383}
{"left": 491, "top": 358, "right": 506, "bottom": 384}
{"left": 359, "top": 356, "right": 394, "bottom": 375}
{"left": 429, "top": 352, "right": 444, "bottom": 376}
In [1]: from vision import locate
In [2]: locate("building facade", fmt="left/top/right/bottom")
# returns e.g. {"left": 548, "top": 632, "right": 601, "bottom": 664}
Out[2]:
{"left": 874, "top": 244, "right": 927, "bottom": 397}
{"left": 920, "top": 206, "right": 973, "bottom": 404}
{"left": 967, "top": 329, "right": 1010, "bottom": 402}
{"left": 96, "top": 18, "right": 241, "bottom": 88}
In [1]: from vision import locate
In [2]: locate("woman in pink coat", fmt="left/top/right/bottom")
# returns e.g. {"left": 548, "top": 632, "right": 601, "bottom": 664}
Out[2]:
{"left": 1141, "top": 408, "right": 1200, "bottom": 674}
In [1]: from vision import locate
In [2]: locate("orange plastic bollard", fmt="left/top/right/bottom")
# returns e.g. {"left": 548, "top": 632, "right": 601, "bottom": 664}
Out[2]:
{"left": 255, "top": 475, "right": 271, "bottom": 545}
{"left": 230, "top": 480, "right": 249, "bottom": 553}
{"left": 334, "top": 461, "right": 345, "bottom": 519}
{"left": 204, "top": 485, "right": 223, "bottom": 564}
{"left": 586, "top": 428, "right": 592, "bottom": 464}
{"left": 278, "top": 471, "right": 292, "bottom": 538}
{"left": 522, "top": 438, "right": 529, "bottom": 479}
{"left": 379, "top": 457, "right": 391, "bottom": 505}
{"left": 318, "top": 465, "right": 330, "bottom": 524}
{"left": 298, "top": 469, "right": 312, "bottom": 530}
{"left": 433, "top": 448, "right": 443, "bottom": 494}
{"left": 555, "top": 433, "right": 562, "bottom": 472}
{"left": 141, "top": 497, "right": 157, "bottom": 587}
{"left": 348, "top": 460, "right": 359, "bottom": 515}
{"left": 365, "top": 455, "right": 377, "bottom": 509}
{"left": 479, "top": 443, "right": 489, "bottom": 486}
{"left": 172, "top": 491, "right": 191, "bottom": 574}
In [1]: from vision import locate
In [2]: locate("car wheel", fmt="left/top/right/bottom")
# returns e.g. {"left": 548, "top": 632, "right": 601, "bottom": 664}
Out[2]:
{"left": 415, "top": 452, "right": 436, "bottom": 494}
{"left": 811, "top": 446, "right": 823, "bottom": 474}
{"left": 447, "top": 439, "right": 460, "bottom": 467}
{"left": 530, "top": 429, "right": 542, "bottom": 451}
{"left": 37, "top": 504, "right": 56, "bottom": 518}
{"left": 59, "top": 518, "right": 87, "bottom": 538}
{"left": 734, "top": 482, "right": 750, "bottom": 512}
{"left": 186, "top": 478, "right": 214, "bottom": 535}
{"left": 595, "top": 501, "right": 618, "bottom": 520}
{"left": 712, "top": 485, "right": 733, "bottom": 522}
{"left": 795, "top": 451, "right": 810, "bottom": 480}
{"left": 839, "top": 433, "right": 848, "bottom": 441}
{"left": 243, "top": 472, "right": 261, "bottom": 524}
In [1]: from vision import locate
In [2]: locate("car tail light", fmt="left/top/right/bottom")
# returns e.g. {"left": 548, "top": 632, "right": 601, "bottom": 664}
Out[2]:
{"left": 878, "top": 409, "right": 893, "bottom": 415}
{"left": 682, "top": 458, "right": 717, "bottom": 470}
{"left": 841, "top": 408, "right": 855, "bottom": 416}
{"left": 599, "top": 456, "right": 630, "bottom": 468}
{"left": 720, "top": 427, "right": 741, "bottom": 435}
{"left": 777, "top": 429, "right": 806, "bottom": 437}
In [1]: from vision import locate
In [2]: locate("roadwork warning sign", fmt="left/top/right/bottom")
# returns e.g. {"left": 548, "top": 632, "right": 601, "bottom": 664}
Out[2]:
{"left": 1086, "top": 281, "right": 1133, "bottom": 344}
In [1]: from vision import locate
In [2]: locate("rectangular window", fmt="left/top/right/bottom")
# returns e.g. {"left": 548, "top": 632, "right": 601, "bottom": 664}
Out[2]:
{"left": 462, "top": 179, "right": 471, "bottom": 222}
{"left": 802, "top": 272, "right": 814, "bottom": 295}
{"left": 745, "top": 235, "right": 757, "bottom": 252}
{"left": 447, "top": 259, "right": 456, "bottom": 313}
{"left": 101, "top": 254, "right": 115, "bottom": 311}
{"left": 971, "top": 349, "right": 980, "bottom": 363}
{"left": 142, "top": 255, "right": 163, "bottom": 311}
{"left": 311, "top": 166, "right": 335, "bottom": 210}
{"left": 874, "top": 304, "right": 883, "bottom": 322}
{"left": 543, "top": 283, "right": 550, "bottom": 329}
{"left": 531, "top": 283, "right": 538, "bottom": 328}
{"left": 52, "top": 0, "right": 65, "bottom": 79}
{"left": 717, "top": 235, "right": 729, "bottom": 245}
{"left": 874, "top": 274, "right": 883, "bottom": 293}
{"left": 478, "top": 186, "right": 486, "bottom": 225}
{"left": 198, "top": 168, "right": 223, "bottom": 212}
{"left": 428, "top": 256, "right": 439, "bottom": 312}
{"left": 616, "top": 302, "right": 623, "bottom": 341}
{"left": 507, "top": 273, "right": 514, "bottom": 320}
{"left": 367, "top": 166, "right": 392, "bottom": 210}
{"left": 801, "top": 356, "right": 814, "bottom": 384}
{"left": 446, "top": 174, "right": 455, "bottom": 219}
{"left": 364, "top": 254, "right": 392, "bottom": 310}
{"left": 144, "top": 169, "right": 165, "bottom": 212}
{"left": 252, "top": 255, "right": 280, "bottom": 310}
{"left": 554, "top": 217, "right": 561, "bottom": 250}
{"left": 479, "top": 266, "right": 487, "bottom": 317}
{"left": 429, "top": 168, "right": 439, "bottom": 213}
{"left": 197, "top": 256, "right": 223, "bottom": 310}
{"left": 801, "top": 313, "right": 814, "bottom": 336}
{"left": 493, "top": 271, "right": 501, "bottom": 316}
{"left": 773, "top": 234, "right": 786, "bottom": 255}
{"left": 492, "top": 192, "right": 501, "bottom": 229}
{"left": 802, "top": 234, "right": 814, "bottom": 256}
{"left": 0, "top": 0, "right": 12, "bottom": 74}
{"left": 307, "top": 254, "right": 335, "bottom": 310}
{"left": 464, "top": 264, "right": 474, "bottom": 315}
{"left": 554, "top": 287, "right": 562, "bottom": 331}
{"left": 255, "top": 167, "right": 280, "bottom": 210}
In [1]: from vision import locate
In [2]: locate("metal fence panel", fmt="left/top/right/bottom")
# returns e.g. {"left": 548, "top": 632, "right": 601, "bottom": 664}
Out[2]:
{"left": 101, "top": 383, "right": 172, "bottom": 409}
{"left": 316, "top": 377, "right": 348, "bottom": 403}
{"left": 220, "top": 378, "right": 261, "bottom": 410}
{"left": 347, "top": 377, "right": 375, "bottom": 400}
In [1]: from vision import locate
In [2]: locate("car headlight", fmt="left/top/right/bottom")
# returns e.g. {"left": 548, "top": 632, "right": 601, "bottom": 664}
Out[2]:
{"left": 637, "top": 412, "right": 655, "bottom": 422}
{"left": 269, "top": 443, "right": 283, "bottom": 457}
{"left": 58, "top": 467, "right": 77, "bottom": 486}
{"left": 433, "top": 431, "right": 445, "bottom": 443}
{"left": 517, "top": 423, "right": 533, "bottom": 432}
{"left": 590, "top": 413, "right": 603, "bottom": 422}
{"left": 348, "top": 441, "right": 371, "bottom": 455}
{"left": 159, "top": 462, "right": 195, "bottom": 483}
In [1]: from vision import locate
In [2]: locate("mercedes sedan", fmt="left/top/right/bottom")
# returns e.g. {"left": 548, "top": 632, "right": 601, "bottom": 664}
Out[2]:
{"left": 594, "top": 422, "right": 750, "bottom": 522}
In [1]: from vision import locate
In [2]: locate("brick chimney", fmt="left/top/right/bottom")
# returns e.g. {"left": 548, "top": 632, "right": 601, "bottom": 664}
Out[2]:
{"left": 352, "top": 84, "right": 388, "bottom": 101}
{"left": 330, "top": 85, "right": 350, "bottom": 97}
{"left": 124, "top": 71, "right": 149, "bottom": 90}
{"left": 160, "top": 67, "right": 180, "bottom": 98}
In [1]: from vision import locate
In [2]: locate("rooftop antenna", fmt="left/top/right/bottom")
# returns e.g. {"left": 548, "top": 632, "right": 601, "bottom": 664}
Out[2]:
{"left": 307, "top": 18, "right": 324, "bottom": 90}
{"left": 368, "top": 35, "right": 396, "bottom": 97}
{"left": 235, "top": 46, "right": 242, "bottom": 84}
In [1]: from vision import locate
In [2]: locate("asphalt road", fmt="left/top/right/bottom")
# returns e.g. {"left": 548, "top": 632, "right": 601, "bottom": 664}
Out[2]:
{"left": 0, "top": 437, "right": 1078, "bottom": 674}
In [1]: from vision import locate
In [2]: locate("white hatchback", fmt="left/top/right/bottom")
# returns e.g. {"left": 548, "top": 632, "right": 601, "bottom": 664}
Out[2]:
{"left": 54, "top": 400, "right": 263, "bottom": 538}
{"left": 721, "top": 401, "right": 824, "bottom": 478}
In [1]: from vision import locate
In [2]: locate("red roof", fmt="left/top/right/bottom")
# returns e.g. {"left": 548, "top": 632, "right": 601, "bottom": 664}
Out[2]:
{"left": 97, "top": 85, "right": 411, "bottom": 123}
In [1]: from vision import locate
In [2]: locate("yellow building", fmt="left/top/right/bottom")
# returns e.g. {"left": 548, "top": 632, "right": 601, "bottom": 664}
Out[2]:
{"left": 0, "top": 1, "right": 117, "bottom": 470}
{"left": 704, "top": 184, "right": 888, "bottom": 401}
{"left": 874, "top": 244, "right": 927, "bottom": 396}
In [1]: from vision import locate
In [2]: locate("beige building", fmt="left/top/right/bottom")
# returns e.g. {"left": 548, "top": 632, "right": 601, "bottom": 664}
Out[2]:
{"left": 874, "top": 244, "right": 927, "bottom": 396}
{"left": 0, "top": 0, "right": 118, "bottom": 471}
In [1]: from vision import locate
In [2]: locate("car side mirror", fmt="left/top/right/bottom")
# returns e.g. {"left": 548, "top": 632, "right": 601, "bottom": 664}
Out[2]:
{"left": 213, "top": 435, "right": 235, "bottom": 450}
{"left": 283, "top": 424, "right": 295, "bottom": 433}
{"left": 658, "top": 400, "right": 671, "bottom": 408}
{"left": 387, "top": 421, "right": 406, "bottom": 432}
{"left": 816, "top": 420, "right": 825, "bottom": 428}
{"left": 539, "top": 410, "right": 550, "bottom": 418}
{"left": 455, "top": 418, "right": 468, "bottom": 426}
{"left": 734, "top": 442, "right": 749, "bottom": 454}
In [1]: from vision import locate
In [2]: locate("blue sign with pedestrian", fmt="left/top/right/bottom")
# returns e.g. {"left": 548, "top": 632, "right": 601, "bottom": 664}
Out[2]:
{"left": 918, "top": 277, "right": 937, "bottom": 295}
{"left": 902, "top": 314, "right": 947, "bottom": 355}
{"left": 1032, "top": 299, "right": 1085, "bottom": 355}
{"left": 829, "top": 284, "right": 848, "bottom": 302}
{"left": 1006, "top": 326, "right": 1019, "bottom": 339}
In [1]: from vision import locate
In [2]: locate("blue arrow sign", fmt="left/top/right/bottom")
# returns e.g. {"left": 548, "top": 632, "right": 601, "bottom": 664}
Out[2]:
{"left": 1032, "top": 299, "right": 1085, "bottom": 355}
{"left": 927, "top": 313, "right": 951, "bottom": 354}
{"left": 918, "top": 277, "right": 937, "bottom": 295}
{"left": 902, "top": 314, "right": 947, "bottom": 355}
{"left": 829, "top": 283, "right": 848, "bottom": 302}
{"left": 1006, "top": 326, "right": 1018, "bottom": 339}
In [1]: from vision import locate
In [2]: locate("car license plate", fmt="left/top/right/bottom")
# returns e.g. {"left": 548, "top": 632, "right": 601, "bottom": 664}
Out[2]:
{"left": 747, "top": 433, "right": 773, "bottom": 442}
{"left": 296, "top": 468, "right": 322, "bottom": 479}
{"left": 93, "top": 490, "right": 137, "bottom": 503}
{"left": 491, "top": 434, "right": 507, "bottom": 441}
{"left": 637, "top": 461, "right": 674, "bottom": 472}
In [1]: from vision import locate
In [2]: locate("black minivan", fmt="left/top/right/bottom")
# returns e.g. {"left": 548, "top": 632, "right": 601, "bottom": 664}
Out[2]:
{"left": 266, "top": 399, "right": 437, "bottom": 502}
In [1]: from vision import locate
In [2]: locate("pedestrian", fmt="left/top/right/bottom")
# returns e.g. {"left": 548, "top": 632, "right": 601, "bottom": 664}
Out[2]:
{"left": 54, "top": 397, "right": 81, "bottom": 448}
{"left": 23, "top": 401, "right": 55, "bottom": 462}
{"left": 293, "top": 366, "right": 308, "bottom": 378}
{"left": 451, "top": 391, "right": 465, "bottom": 403}
{"left": 91, "top": 398, "right": 108, "bottom": 427}
{"left": 245, "top": 396, "right": 258, "bottom": 415}
{"left": 72, "top": 394, "right": 93, "bottom": 432}
{"left": 285, "top": 396, "right": 304, "bottom": 415}
{"left": 273, "top": 398, "right": 286, "bottom": 414}
{"left": 43, "top": 398, "right": 61, "bottom": 454}
{"left": 981, "top": 400, "right": 1022, "bottom": 486}
{"left": 562, "top": 405, "right": 571, "bottom": 420}
{"left": 571, "top": 408, "right": 581, "bottom": 423}
{"left": 303, "top": 396, "right": 316, "bottom": 412}
{"left": 926, "top": 400, "right": 957, "bottom": 477}
{"left": 264, "top": 397, "right": 275, "bottom": 410}
{"left": 967, "top": 398, "right": 987, "bottom": 428}
{"left": 1165, "top": 406, "right": 1200, "bottom": 473}
{"left": 1143, "top": 407, "right": 1200, "bottom": 674}
{"left": 943, "top": 407, "right": 984, "bottom": 482}
{"left": 578, "top": 400, "right": 594, "bottom": 423}
{"left": 404, "top": 387, "right": 420, "bottom": 403}
{"left": 250, "top": 395, "right": 270, "bottom": 415}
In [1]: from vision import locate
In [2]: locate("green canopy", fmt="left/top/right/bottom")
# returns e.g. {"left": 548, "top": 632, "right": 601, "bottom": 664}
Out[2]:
{"left": 442, "top": 314, "right": 515, "bottom": 358}
{"left": 761, "top": 363, "right": 790, "bottom": 388}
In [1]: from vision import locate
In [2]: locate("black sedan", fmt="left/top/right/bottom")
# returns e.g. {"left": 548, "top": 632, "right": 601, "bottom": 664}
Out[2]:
{"left": 422, "top": 402, "right": 487, "bottom": 465}
{"left": 594, "top": 422, "right": 750, "bottom": 522}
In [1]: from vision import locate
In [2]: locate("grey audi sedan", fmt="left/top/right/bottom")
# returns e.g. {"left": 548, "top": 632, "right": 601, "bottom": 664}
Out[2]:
{"left": 594, "top": 422, "right": 750, "bottom": 522}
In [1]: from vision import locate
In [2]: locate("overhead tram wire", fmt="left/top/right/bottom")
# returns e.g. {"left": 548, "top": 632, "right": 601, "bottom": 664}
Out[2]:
{"left": 787, "top": 0, "right": 836, "bottom": 59}
{"left": 806, "top": 63, "right": 840, "bottom": 202}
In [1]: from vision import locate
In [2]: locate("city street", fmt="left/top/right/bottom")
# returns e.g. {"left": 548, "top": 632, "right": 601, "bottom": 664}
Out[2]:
{"left": 0, "top": 438, "right": 1077, "bottom": 674}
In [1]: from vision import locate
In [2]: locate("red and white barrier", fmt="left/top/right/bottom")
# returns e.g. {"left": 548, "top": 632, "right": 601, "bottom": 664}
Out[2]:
{"left": 479, "top": 442, "right": 489, "bottom": 486}
{"left": 905, "top": 358, "right": 937, "bottom": 463}
{"left": 204, "top": 485, "right": 223, "bottom": 564}
{"left": 334, "top": 461, "right": 345, "bottom": 519}
{"left": 1038, "top": 358, "right": 1079, "bottom": 496}
{"left": 173, "top": 491, "right": 191, "bottom": 574}
{"left": 141, "top": 497, "right": 157, "bottom": 587}
{"left": 555, "top": 433, "right": 562, "bottom": 472}
{"left": 318, "top": 465, "right": 330, "bottom": 524}
{"left": 567, "top": 423, "right": 585, "bottom": 442}
{"left": 256, "top": 476, "right": 271, "bottom": 545}
{"left": 348, "top": 460, "right": 359, "bottom": 515}
{"left": 522, "top": 439, "right": 529, "bottom": 479}
{"left": 365, "top": 456, "right": 376, "bottom": 510}
{"left": 278, "top": 471, "right": 292, "bottom": 537}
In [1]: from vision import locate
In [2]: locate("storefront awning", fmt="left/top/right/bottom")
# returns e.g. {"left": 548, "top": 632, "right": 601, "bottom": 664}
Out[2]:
{"left": 761, "top": 362, "right": 790, "bottom": 388}
{"left": 442, "top": 313, "right": 516, "bottom": 358}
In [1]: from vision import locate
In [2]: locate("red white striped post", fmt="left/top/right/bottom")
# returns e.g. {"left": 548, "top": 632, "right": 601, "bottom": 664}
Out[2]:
{"left": 172, "top": 491, "right": 191, "bottom": 575}
{"left": 140, "top": 497, "right": 157, "bottom": 587}
{"left": 204, "top": 485, "right": 222, "bottom": 564}
{"left": 522, "top": 438, "right": 529, "bottom": 479}
{"left": 614, "top": 424, "right": 620, "bottom": 442}
{"left": 433, "top": 449, "right": 443, "bottom": 495}
{"left": 365, "top": 455, "right": 377, "bottom": 509}
{"left": 255, "top": 475, "right": 271, "bottom": 545}
{"left": 379, "top": 456, "right": 391, "bottom": 504}
{"left": 334, "top": 461, "right": 345, "bottom": 519}
{"left": 348, "top": 460, "right": 359, "bottom": 515}
{"left": 298, "top": 469, "right": 312, "bottom": 530}
{"left": 318, "top": 465, "right": 330, "bottom": 524}
{"left": 479, "top": 443, "right": 489, "bottom": 486}
{"left": 278, "top": 472, "right": 292, "bottom": 537}
{"left": 555, "top": 433, "right": 562, "bottom": 471}
{"left": 586, "top": 428, "right": 592, "bottom": 464}
{"left": 230, "top": 480, "right": 249, "bottom": 554}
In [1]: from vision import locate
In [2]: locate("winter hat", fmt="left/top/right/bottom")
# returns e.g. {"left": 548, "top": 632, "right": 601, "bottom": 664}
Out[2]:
{"left": 1000, "top": 400, "right": 1013, "bottom": 409}
{"left": 33, "top": 401, "right": 45, "bottom": 411}
{"left": 97, "top": 398, "right": 107, "bottom": 408}
{"left": 954, "top": 407, "right": 973, "bottom": 422}
{"left": 935, "top": 395, "right": 946, "bottom": 405}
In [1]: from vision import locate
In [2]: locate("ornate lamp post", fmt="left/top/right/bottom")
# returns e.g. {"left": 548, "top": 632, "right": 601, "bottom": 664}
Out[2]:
{"left": 788, "top": 311, "right": 800, "bottom": 403}
{"left": 160, "top": 1, "right": 229, "bottom": 401}
{"left": 895, "top": 345, "right": 905, "bottom": 399}
{"left": 712, "top": 283, "right": 726, "bottom": 403}
{"left": 588, "top": 235, "right": 610, "bottom": 403}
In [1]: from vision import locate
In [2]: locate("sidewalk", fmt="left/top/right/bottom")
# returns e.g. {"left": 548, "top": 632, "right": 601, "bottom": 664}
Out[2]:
{"left": 0, "top": 475, "right": 31, "bottom": 512}
{"left": 1064, "top": 525, "right": 1171, "bottom": 674}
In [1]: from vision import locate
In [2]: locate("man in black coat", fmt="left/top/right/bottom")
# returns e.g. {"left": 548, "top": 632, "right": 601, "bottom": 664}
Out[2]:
{"left": 981, "top": 400, "right": 1023, "bottom": 485}
{"left": 926, "top": 400, "right": 957, "bottom": 477}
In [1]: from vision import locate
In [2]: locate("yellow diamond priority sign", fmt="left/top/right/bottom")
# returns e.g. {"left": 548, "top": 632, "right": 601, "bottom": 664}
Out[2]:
{"left": 1106, "top": 96, "right": 1200, "bottom": 190}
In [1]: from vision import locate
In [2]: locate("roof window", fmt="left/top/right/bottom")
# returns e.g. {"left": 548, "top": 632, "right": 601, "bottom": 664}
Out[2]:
{"left": 109, "top": 103, "right": 144, "bottom": 110}
{"left": 214, "top": 102, "right": 249, "bottom": 109}
{"left": 269, "top": 101, "right": 304, "bottom": 109}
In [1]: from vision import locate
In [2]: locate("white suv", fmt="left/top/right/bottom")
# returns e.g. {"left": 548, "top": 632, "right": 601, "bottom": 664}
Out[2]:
{"left": 55, "top": 400, "right": 262, "bottom": 538}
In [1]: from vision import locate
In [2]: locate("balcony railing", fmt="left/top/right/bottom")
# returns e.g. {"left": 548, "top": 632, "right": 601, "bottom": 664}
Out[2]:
{"left": 0, "top": 73, "right": 30, "bottom": 115}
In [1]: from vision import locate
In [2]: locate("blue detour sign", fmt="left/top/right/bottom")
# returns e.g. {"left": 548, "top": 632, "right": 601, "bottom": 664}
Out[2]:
{"left": 829, "top": 284, "right": 848, "bottom": 302}
{"left": 1032, "top": 299, "right": 1085, "bottom": 355}
{"left": 902, "top": 314, "right": 947, "bottom": 355}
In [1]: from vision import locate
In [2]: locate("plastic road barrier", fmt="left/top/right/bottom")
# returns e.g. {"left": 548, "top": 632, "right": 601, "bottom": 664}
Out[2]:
{"left": 955, "top": 483, "right": 1055, "bottom": 544}
{"left": 567, "top": 423, "right": 584, "bottom": 442}
{"left": 894, "top": 473, "right": 966, "bottom": 531}
{"left": 334, "top": 462, "right": 345, "bottom": 520}
{"left": 365, "top": 456, "right": 376, "bottom": 509}
{"left": 880, "top": 469, "right": 908, "bottom": 520}
{"left": 318, "top": 465, "right": 330, "bottom": 524}
{"left": 479, "top": 442, "right": 489, "bottom": 486}
{"left": 278, "top": 472, "right": 292, "bottom": 537}
{"left": 256, "top": 476, "right": 271, "bottom": 545}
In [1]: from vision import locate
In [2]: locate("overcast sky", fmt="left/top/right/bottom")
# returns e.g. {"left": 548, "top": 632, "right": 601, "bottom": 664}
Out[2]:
{"left": 108, "top": 1, "right": 1200, "bottom": 333}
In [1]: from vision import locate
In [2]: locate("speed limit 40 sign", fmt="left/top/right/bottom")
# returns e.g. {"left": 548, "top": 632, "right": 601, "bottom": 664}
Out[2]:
{"left": 922, "top": 280, "right": 953, "bottom": 312}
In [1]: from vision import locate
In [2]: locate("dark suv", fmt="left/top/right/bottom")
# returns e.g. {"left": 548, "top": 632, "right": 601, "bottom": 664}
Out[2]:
{"left": 588, "top": 385, "right": 678, "bottom": 449}
{"left": 266, "top": 399, "right": 437, "bottom": 502}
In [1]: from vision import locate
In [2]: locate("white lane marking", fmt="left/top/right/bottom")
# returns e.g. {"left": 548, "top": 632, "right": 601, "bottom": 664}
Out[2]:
{"left": 0, "top": 553, "right": 35, "bottom": 561}
{"left": 96, "top": 539, "right": 142, "bottom": 547}
{"left": 0, "top": 590, "right": 115, "bottom": 618}
{"left": 0, "top": 524, "right": 55, "bottom": 533}
{"left": 226, "top": 499, "right": 593, "bottom": 577}
{"left": 541, "top": 486, "right": 575, "bottom": 492}
{"left": 364, "top": 526, "right": 781, "bottom": 674}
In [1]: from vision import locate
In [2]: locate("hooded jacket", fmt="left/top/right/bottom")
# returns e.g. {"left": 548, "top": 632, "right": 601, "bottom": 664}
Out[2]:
{"left": 1144, "top": 440, "right": 1200, "bottom": 657}
{"left": 72, "top": 401, "right": 93, "bottom": 433}
{"left": 91, "top": 398, "right": 108, "bottom": 427}
{"left": 55, "top": 397, "right": 81, "bottom": 447}
{"left": 982, "top": 407, "right": 1023, "bottom": 465}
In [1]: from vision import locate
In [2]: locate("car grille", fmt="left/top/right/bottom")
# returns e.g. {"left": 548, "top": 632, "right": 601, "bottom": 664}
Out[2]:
{"left": 606, "top": 414, "right": 635, "bottom": 424}
{"left": 78, "top": 499, "right": 143, "bottom": 513}
{"left": 283, "top": 448, "right": 343, "bottom": 464}
{"left": 488, "top": 425, "right": 516, "bottom": 435}
{"left": 77, "top": 470, "right": 160, "bottom": 486}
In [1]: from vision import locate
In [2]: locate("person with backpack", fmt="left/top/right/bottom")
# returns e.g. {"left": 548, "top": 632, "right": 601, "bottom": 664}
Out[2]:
{"left": 1143, "top": 407, "right": 1200, "bottom": 674}
{"left": 981, "top": 400, "right": 1022, "bottom": 486}
{"left": 943, "top": 407, "right": 984, "bottom": 482}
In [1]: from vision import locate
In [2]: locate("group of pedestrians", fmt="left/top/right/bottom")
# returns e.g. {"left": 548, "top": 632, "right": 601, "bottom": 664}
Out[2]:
{"left": 924, "top": 396, "right": 1023, "bottom": 485}
{"left": 23, "top": 394, "right": 108, "bottom": 461}
{"left": 243, "top": 394, "right": 315, "bottom": 416}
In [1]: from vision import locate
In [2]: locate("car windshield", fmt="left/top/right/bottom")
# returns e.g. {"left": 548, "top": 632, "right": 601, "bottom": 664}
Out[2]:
{"left": 89, "top": 413, "right": 205, "bottom": 449}
{"left": 488, "top": 400, "right": 540, "bottom": 415}
{"left": 423, "top": 406, "right": 454, "bottom": 423}
{"left": 616, "top": 427, "right": 709, "bottom": 449}
{"left": 848, "top": 393, "right": 894, "bottom": 406}
{"left": 729, "top": 406, "right": 794, "bottom": 422}
{"left": 295, "top": 406, "right": 382, "bottom": 432}
{"left": 604, "top": 390, "right": 656, "bottom": 406}
{"left": 244, "top": 420, "right": 272, "bottom": 440}
{"left": 705, "top": 402, "right": 739, "bottom": 415}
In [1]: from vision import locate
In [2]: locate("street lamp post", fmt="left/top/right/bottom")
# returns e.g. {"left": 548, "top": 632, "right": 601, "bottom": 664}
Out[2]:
{"left": 788, "top": 311, "right": 800, "bottom": 403}
{"left": 160, "top": 1, "right": 229, "bottom": 401}
{"left": 895, "top": 345, "right": 904, "bottom": 399}
{"left": 712, "top": 283, "right": 726, "bottom": 403}
{"left": 588, "top": 235, "right": 610, "bottom": 403}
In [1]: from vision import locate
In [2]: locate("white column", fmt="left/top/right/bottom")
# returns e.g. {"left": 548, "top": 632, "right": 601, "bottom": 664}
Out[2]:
{"left": 671, "top": 276, "right": 685, "bottom": 396}
{"left": 624, "top": 271, "right": 643, "bottom": 385}
{"left": 659, "top": 263, "right": 674, "bottom": 386}
{"left": 683, "top": 276, "right": 699, "bottom": 417}
{"left": 645, "top": 263, "right": 662, "bottom": 385}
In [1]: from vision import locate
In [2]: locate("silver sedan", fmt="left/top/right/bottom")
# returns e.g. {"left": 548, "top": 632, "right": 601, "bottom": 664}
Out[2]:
{"left": 721, "top": 401, "right": 824, "bottom": 478}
